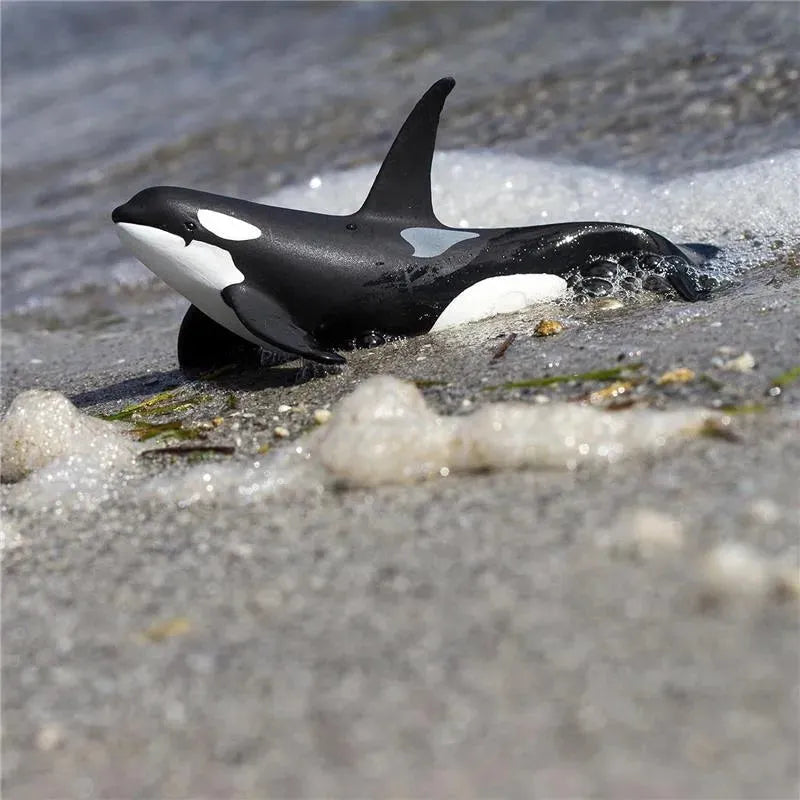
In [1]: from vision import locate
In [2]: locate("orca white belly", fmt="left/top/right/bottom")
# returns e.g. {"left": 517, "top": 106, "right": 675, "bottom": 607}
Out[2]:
{"left": 115, "top": 222, "right": 264, "bottom": 347}
{"left": 431, "top": 273, "right": 568, "bottom": 331}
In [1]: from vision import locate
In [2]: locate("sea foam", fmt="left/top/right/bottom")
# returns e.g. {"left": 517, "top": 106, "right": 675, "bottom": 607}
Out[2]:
{"left": 138, "top": 376, "right": 714, "bottom": 507}
{"left": 264, "top": 149, "right": 800, "bottom": 276}
{"left": 1, "top": 391, "right": 138, "bottom": 513}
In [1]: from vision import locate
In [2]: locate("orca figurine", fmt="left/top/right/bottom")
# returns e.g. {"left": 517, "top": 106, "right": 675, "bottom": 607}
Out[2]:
{"left": 112, "top": 77, "right": 718, "bottom": 372}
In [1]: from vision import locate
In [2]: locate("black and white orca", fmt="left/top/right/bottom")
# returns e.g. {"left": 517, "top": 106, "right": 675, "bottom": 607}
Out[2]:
{"left": 112, "top": 77, "right": 718, "bottom": 372}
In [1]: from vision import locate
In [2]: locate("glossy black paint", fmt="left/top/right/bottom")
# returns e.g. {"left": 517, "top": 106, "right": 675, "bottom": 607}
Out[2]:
{"left": 113, "top": 77, "right": 718, "bottom": 368}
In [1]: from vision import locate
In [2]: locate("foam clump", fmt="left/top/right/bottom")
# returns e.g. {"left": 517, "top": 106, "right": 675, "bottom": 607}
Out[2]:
{"left": 309, "top": 376, "right": 712, "bottom": 487}
{"left": 138, "top": 448, "right": 328, "bottom": 509}
{"left": 1, "top": 390, "right": 136, "bottom": 483}
{"left": 0, "top": 518, "right": 25, "bottom": 555}
{"left": 310, "top": 376, "right": 458, "bottom": 485}
{"left": 698, "top": 542, "right": 799, "bottom": 605}
{"left": 596, "top": 508, "right": 685, "bottom": 560}
{"left": 1, "top": 390, "right": 138, "bottom": 512}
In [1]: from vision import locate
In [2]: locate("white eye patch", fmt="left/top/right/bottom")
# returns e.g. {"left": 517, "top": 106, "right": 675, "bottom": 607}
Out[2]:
{"left": 197, "top": 209, "right": 262, "bottom": 241}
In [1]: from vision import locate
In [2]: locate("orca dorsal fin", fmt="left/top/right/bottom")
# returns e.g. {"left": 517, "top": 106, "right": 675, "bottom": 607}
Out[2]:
{"left": 357, "top": 77, "right": 455, "bottom": 224}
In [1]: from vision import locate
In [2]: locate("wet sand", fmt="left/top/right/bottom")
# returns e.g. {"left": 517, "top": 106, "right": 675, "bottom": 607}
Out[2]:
{"left": 3, "top": 261, "right": 799, "bottom": 798}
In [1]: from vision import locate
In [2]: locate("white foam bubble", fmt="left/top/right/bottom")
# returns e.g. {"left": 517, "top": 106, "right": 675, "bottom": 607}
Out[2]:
{"left": 1, "top": 390, "right": 138, "bottom": 512}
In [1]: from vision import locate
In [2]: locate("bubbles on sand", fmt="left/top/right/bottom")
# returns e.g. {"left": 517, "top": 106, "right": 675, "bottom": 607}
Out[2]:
{"left": 1, "top": 390, "right": 138, "bottom": 513}
{"left": 1, "top": 390, "right": 137, "bottom": 483}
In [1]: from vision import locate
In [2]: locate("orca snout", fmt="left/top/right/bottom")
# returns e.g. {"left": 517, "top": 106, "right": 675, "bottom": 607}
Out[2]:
{"left": 111, "top": 202, "right": 130, "bottom": 224}
{"left": 112, "top": 193, "right": 153, "bottom": 226}
{"left": 112, "top": 186, "right": 180, "bottom": 227}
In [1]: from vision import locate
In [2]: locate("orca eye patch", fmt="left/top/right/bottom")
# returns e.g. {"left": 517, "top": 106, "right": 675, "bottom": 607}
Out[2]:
{"left": 197, "top": 209, "right": 261, "bottom": 241}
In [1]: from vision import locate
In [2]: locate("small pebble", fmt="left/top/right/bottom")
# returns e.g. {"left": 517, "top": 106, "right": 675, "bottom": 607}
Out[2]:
{"left": 720, "top": 352, "right": 756, "bottom": 373}
{"left": 138, "top": 617, "right": 192, "bottom": 643}
{"left": 313, "top": 409, "right": 332, "bottom": 425}
{"left": 273, "top": 426, "right": 291, "bottom": 438}
{"left": 35, "top": 723, "right": 65, "bottom": 752}
{"left": 657, "top": 367, "right": 696, "bottom": 385}
{"left": 697, "top": 542, "right": 794, "bottom": 604}
{"left": 534, "top": 319, "right": 564, "bottom": 337}
{"left": 278, "top": 404, "right": 292, "bottom": 413}
{"left": 595, "top": 298, "right": 624, "bottom": 310}
{"left": 598, "top": 508, "right": 684, "bottom": 560}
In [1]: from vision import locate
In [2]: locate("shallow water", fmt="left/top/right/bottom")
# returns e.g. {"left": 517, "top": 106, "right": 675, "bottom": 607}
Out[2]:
{"left": 2, "top": 2, "right": 799, "bottom": 320}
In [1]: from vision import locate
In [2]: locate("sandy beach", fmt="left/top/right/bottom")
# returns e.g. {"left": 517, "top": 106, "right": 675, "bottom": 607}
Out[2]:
{"left": 3, "top": 3, "right": 799, "bottom": 797}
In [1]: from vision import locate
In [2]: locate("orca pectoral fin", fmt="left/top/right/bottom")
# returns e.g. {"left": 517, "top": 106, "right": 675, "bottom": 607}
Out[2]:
{"left": 178, "top": 304, "right": 262, "bottom": 375}
{"left": 221, "top": 283, "right": 345, "bottom": 365}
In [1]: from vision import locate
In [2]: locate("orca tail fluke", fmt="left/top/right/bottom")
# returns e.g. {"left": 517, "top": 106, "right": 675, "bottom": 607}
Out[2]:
{"left": 357, "top": 77, "right": 455, "bottom": 225}
{"left": 678, "top": 242, "right": 721, "bottom": 265}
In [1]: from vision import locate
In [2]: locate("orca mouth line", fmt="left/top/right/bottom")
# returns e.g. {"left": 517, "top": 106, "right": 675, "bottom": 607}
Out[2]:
{"left": 113, "top": 207, "right": 195, "bottom": 246}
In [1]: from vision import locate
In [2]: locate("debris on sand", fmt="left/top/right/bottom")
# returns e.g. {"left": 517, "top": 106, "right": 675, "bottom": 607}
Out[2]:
{"left": 657, "top": 367, "right": 696, "bottom": 385}
{"left": 312, "top": 408, "right": 332, "bottom": 425}
{"left": 533, "top": 319, "right": 565, "bottom": 337}
{"left": 137, "top": 617, "right": 193, "bottom": 643}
